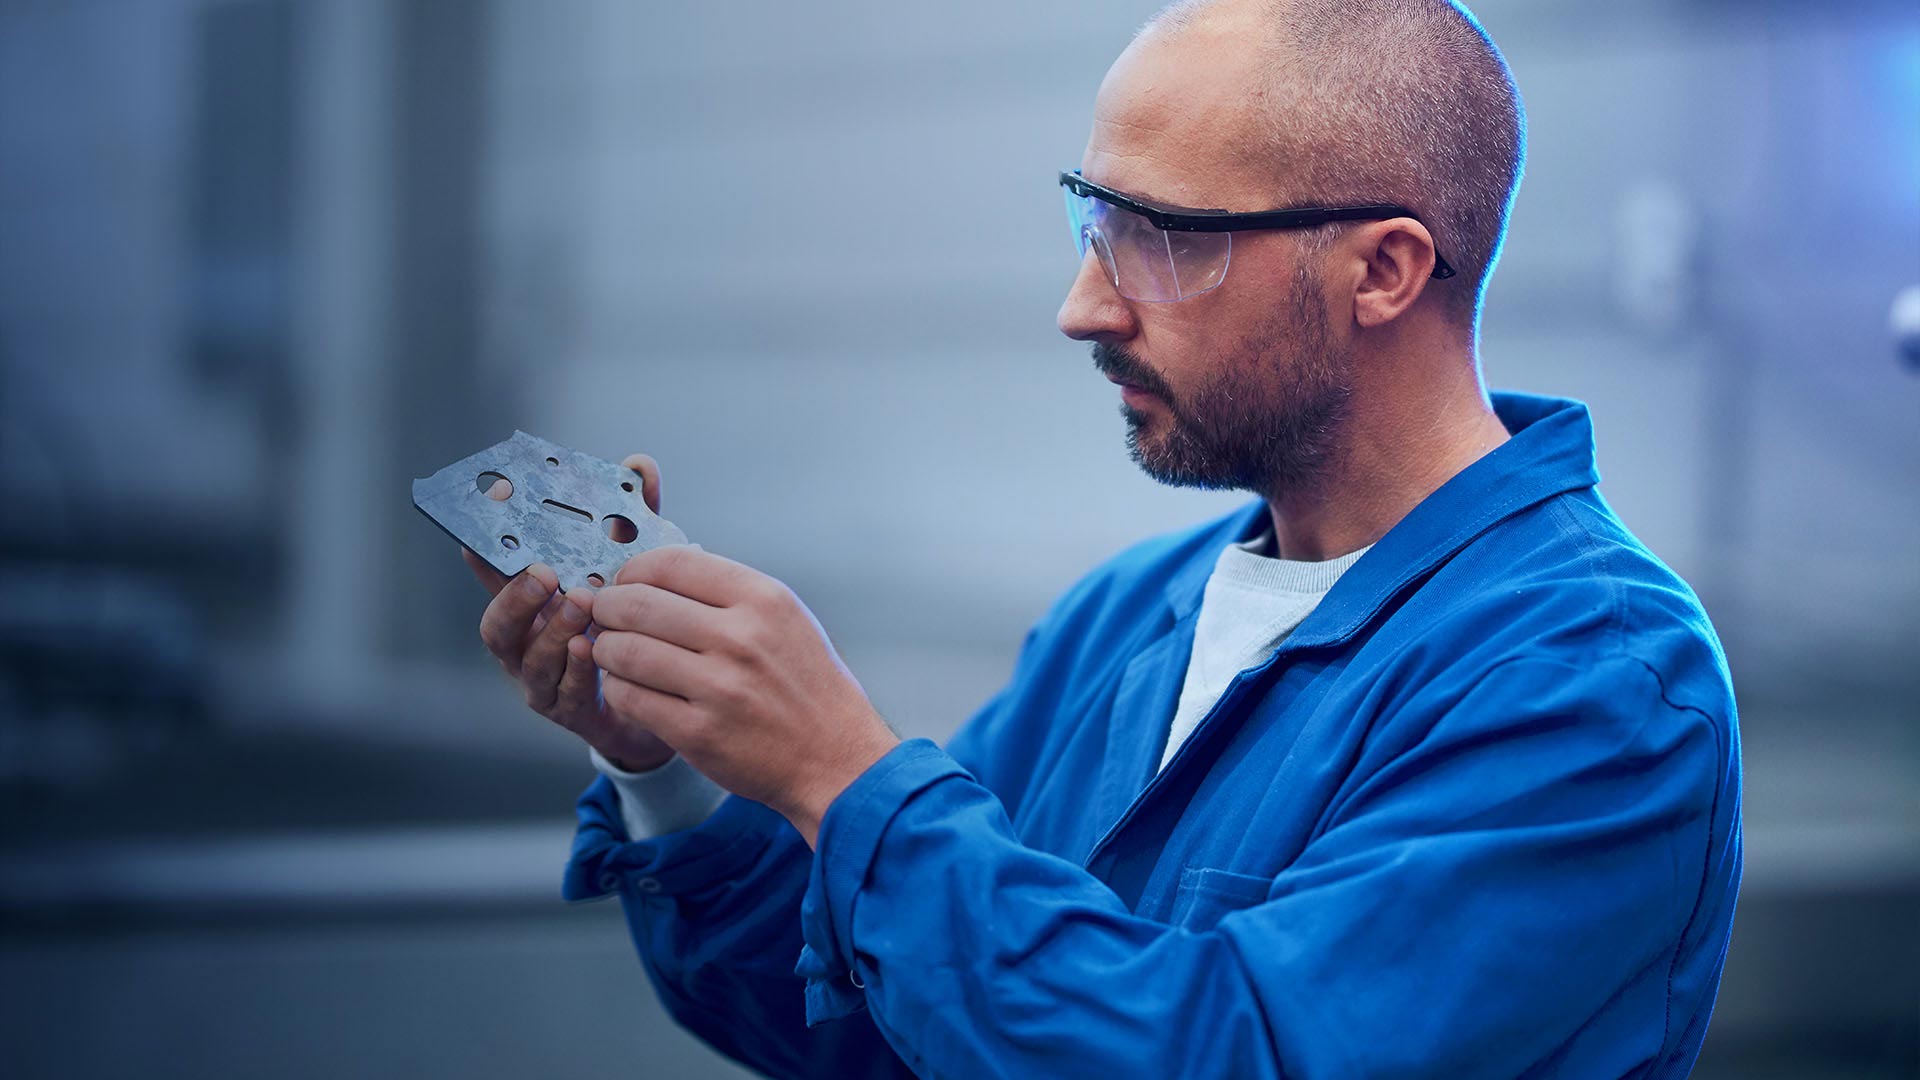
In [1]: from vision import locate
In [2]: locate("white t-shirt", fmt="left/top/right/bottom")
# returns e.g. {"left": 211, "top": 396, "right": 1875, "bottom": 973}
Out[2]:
{"left": 1158, "top": 524, "right": 1369, "bottom": 772}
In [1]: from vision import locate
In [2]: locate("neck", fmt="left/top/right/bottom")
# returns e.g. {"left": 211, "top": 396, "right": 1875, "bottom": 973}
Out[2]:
{"left": 1263, "top": 357, "right": 1510, "bottom": 561}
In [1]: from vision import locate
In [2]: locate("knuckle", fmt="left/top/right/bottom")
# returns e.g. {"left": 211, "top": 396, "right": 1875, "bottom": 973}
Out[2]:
{"left": 711, "top": 676, "right": 752, "bottom": 711}
{"left": 718, "top": 621, "right": 758, "bottom": 662}
{"left": 732, "top": 628, "right": 767, "bottom": 664}
{"left": 734, "top": 614, "right": 779, "bottom": 659}
{"left": 678, "top": 720, "right": 721, "bottom": 758}
{"left": 478, "top": 619, "right": 506, "bottom": 655}
{"left": 747, "top": 576, "right": 790, "bottom": 611}
{"left": 533, "top": 684, "right": 561, "bottom": 714}
{"left": 609, "top": 586, "right": 645, "bottom": 624}
{"left": 523, "top": 638, "right": 559, "bottom": 675}
{"left": 651, "top": 547, "right": 684, "bottom": 578}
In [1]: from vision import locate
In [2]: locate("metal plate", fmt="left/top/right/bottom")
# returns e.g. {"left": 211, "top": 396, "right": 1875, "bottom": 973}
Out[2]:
{"left": 412, "top": 431, "right": 687, "bottom": 592}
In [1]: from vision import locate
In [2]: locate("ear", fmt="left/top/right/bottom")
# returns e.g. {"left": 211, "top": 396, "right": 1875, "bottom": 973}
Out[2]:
{"left": 1349, "top": 218, "right": 1438, "bottom": 329}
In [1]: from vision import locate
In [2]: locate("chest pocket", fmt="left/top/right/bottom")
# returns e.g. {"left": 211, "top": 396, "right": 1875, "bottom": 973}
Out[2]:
{"left": 1169, "top": 866, "right": 1274, "bottom": 932}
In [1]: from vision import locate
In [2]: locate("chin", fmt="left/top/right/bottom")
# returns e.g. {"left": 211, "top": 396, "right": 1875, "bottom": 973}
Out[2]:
{"left": 1121, "top": 408, "right": 1156, "bottom": 448}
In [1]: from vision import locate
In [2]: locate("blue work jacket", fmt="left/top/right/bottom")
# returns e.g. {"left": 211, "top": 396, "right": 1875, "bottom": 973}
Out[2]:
{"left": 564, "top": 391, "right": 1743, "bottom": 1079}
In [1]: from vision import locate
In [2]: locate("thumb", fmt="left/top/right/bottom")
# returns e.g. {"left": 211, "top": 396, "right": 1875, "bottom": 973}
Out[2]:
{"left": 619, "top": 453, "right": 663, "bottom": 515}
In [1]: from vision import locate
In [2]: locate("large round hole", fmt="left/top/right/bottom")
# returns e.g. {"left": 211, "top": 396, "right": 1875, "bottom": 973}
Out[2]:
{"left": 500, "top": 534, "right": 520, "bottom": 550}
{"left": 476, "top": 472, "right": 513, "bottom": 501}
{"left": 603, "top": 515, "right": 638, "bottom": 544}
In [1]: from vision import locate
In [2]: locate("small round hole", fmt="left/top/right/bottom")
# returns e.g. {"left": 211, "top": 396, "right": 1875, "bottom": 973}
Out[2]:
{"left": 500, "top": 534, "right": 520, "bottom": 550}
{"left": 586, "top": 573, "right": 605, "bottom": 587}
{"left": 603, "top": 515, "right": 638, "bottom": 544}
{"left": 545, "top": 456, "right": 559, "bottom": 466}
{"left": 476, "top": 472, "right": 513, "bottom": 501}
{"left": 620, "top": 481, "right": 635, "bottom": 493}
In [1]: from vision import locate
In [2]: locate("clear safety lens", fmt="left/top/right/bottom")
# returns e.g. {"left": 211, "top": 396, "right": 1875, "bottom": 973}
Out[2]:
{"left": 1065, "top": 187, "right": 1231, "bottom": 302}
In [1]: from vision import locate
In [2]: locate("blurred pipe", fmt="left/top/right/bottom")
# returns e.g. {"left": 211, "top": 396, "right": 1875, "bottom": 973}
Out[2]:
{"left": 282, "top": 0, "right": 395, "bottom": 703}
{"left": 0, "top": 823, "right": 580, "bottom": 918}
{"left": 385, "top": 0, "right": 498, "bottom": 660}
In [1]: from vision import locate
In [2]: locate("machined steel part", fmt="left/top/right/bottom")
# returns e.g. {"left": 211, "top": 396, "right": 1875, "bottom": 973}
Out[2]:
{"left": 413, "top": 431, "right": 686, "bottom": 592}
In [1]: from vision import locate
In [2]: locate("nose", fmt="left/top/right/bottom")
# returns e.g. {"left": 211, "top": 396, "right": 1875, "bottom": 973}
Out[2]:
{"left": 1057, "top": 248, "right": 1139, "bottom": 343}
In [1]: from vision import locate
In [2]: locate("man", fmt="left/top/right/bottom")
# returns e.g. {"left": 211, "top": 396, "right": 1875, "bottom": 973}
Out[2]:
{"left": 466, "top": 0, "right": 1742, "bottom": 1075}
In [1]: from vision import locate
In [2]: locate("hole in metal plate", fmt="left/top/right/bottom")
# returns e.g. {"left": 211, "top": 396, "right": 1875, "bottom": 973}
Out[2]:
{"left": 476, "top": 472, "right": 513, "bottom": 501}
{"left": 586, "top": 573, "right": 605, "bottom": 587}
{"left": 501, "top": 534, "right": 520, "bottom": 550}
{"left": 603, "top": 515, "right": 638, "bottom": 543}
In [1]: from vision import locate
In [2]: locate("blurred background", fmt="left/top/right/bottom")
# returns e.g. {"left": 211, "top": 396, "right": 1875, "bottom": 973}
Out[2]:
{"left": 1, "top": 0, "right": 1915, "bottom": 1076}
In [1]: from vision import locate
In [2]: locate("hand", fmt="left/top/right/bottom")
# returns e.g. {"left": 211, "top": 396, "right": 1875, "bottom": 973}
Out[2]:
{"left": 591, "top": 546, "right": 900, "bottom": 846}
{"left": 464, "top": 453, "right": 675, "bottom": 772}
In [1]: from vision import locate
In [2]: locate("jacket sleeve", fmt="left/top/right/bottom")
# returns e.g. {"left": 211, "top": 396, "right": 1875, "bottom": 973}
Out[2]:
{"left": 565, "top": 780, "right": 911, "bottom": 1079}
{"left": 794, "top": 652, "right": 1733, "bottom": 1079}
{"left": 562, "top": 589, "right": 1085, "bottom": 1078}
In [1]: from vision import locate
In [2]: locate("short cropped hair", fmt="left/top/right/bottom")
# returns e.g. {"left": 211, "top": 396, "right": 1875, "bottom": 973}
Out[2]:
{"left": 1147, "top": 0, "right": 1526, "bottom": 329}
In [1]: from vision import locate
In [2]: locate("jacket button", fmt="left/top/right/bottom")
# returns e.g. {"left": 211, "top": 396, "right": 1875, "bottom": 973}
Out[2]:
{"left": 848, "top": 969, "right": 865, "bottom": 989}
{"left": 636, "top": 876, "right": 663, "bottom": 894}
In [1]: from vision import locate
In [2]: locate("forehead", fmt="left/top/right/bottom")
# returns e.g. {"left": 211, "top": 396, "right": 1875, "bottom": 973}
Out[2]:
{"left": 1081, "top": 16, "right": 1278, "bottom": 211}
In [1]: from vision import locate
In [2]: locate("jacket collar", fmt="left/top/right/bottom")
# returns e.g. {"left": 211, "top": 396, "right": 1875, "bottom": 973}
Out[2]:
{"left": 1161, "top": 392, "right": 1602, "bottom": 641}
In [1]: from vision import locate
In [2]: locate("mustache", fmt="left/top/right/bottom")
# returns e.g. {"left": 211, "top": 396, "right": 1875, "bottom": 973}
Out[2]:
{"left": 1090, "top": 343, "right": 1174, "bottom": 399}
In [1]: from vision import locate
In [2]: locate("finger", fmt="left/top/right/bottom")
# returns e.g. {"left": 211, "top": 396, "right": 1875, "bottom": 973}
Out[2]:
{"left": 526, "top": 588, "right": 567, "bottom": 642}
{"left": 526, "top": 583, "right": 572, "bottom": 638}
{"left": 593, "top": 629, "right": 708, "bottom": 701}
{"left": 522, "top": 589, "right": 595, "bottom": 712}
{"left": 620, "top": 453, "right": 662, "bottom": 515}
{"left": 613, "top": 544, "right": 762, "bottom": 607}
{"left": 462, "top": 547, "right": 510, "bottom": 597}
{"left": 592, "top": 582, "right": 728, "bottom": 650}
{"left": 478, "top": 563, "right": 560, "bottom": 674}
{"left": 553, "top": 635, "right": 601, "bottom": 721}
{"left": 601, "top": 671, "right": 700, "bottom": 743}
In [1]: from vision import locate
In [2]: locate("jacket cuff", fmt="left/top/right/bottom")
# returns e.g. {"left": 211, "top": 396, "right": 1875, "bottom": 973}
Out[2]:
{"left": 562, "top": 774, "right": 784, "bottom": 902}
{"left": 798, "top": 739, "right": 969, "bottom": 1022}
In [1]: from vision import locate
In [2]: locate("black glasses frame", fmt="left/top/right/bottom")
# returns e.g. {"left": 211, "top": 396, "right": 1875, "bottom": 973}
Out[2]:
{"left": 1060, "top": 170, "right": 1456, "bottom": 280}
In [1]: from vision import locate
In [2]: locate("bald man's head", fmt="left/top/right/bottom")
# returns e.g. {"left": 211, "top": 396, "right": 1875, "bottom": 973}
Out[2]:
{"left": 1143, "top": 0, "right": 1525, "bottom": 329}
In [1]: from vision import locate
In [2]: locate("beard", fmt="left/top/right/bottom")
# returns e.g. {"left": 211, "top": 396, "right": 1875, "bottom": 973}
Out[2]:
{"left": 1091, "top": 263, "right": 1354, "bottom": 500}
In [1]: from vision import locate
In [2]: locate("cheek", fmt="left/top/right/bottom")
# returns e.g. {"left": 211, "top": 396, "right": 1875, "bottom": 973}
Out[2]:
{"left": 1131, "top": 282, "right": 1265, "bottom": 390}
{"left": 1216, "top": 234, "right": 1303, "bottom": 301}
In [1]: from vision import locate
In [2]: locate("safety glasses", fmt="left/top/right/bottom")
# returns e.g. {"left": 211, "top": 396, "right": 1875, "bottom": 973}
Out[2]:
{"left": 1061, "top": 169, "right": 1456, "bottom": 303}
